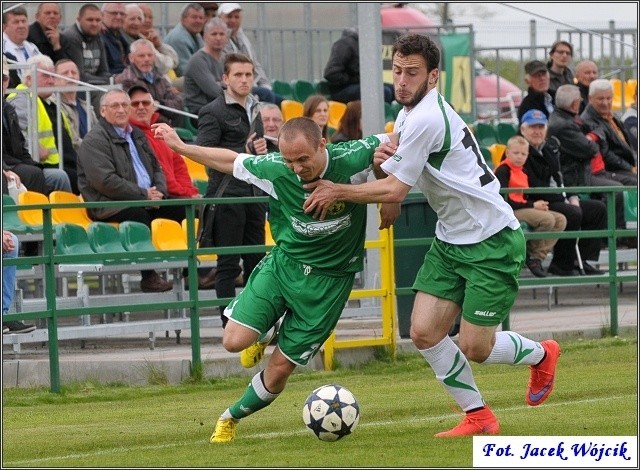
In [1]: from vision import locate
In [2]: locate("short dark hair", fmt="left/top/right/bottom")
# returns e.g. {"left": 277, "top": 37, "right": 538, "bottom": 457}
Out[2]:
{"left": 181, "top": 3, "right": 205, "bottom": 19}
{"left": 3, "top": 6, "right": 28, "bottom": 25}
{"left": 280, "top": 117, "right": 322, "bottom": 150}
{"left": 223, "top": 52, "right": 254, "bottom": 75}
{"left": 550, "top": 40, "right": 573, "bottom": 56}
{"left": 78, "top": 4, "right": 101, "bottom": 18}
{"left": 392, "top": 33, "right": 440, "bottom": 72}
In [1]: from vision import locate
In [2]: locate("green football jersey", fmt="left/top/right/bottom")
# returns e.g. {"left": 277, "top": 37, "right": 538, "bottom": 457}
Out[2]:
{"left": 233, "top": 135, "right": 386, "bottom": 273}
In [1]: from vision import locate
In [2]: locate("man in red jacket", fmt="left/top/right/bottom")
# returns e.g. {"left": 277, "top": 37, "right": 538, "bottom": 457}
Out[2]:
{"left": 128, "top": 85, "right": 216, "bottom": 290}
{"left": 128, "top": 85, "right": 199, "bottom": 199}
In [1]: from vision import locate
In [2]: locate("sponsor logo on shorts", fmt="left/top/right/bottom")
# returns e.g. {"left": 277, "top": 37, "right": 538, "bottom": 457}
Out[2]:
{"left": 474, "top": 310, "right": 497, "bottom": 317}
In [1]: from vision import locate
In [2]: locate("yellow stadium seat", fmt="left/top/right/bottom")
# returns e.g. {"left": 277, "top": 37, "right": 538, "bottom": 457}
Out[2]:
{"left": 151, "top": 218, "right": 186, "bottom": 251}
{"left": 385, "top": 121, "right": 394, "bottom": 133}
{"left": 611, "top": 78, "right": 623, "bottom": 111}
{"left": 489, "top": 143, "right": 506, "bottom": 169}
{"left": 181, "top": 218, "right": 217, "bottom": 262}
{"left": 265, "top": 219, "right": 275, "bottom": 246}
{"left": 182, "top": 155, "right": 208, "bottom": 181}
{"left": 327, "top": 100, "right": 347, "bottom": 130}
{"left": 280, "top": 99, "right": 304, "bottom": 122}
{"left": 49, "top": 191, "right": 94, "bottom": 230}
{"left": 18, "top": 190, "right": 48, "bottom": 227}
{"left": 624, "top": 79, "right": 637, "bottom": 107}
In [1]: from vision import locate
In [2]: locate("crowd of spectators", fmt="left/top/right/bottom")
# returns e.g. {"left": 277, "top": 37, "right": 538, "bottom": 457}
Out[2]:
{"left": 2, "top": 4, "right": 637, "bottom": 319}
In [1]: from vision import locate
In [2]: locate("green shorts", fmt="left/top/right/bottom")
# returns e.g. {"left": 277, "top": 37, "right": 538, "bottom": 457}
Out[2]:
{"left": 225, "top": 247, "right": 355, "bottom": 366}
{"left": 412, "top": 227, "right": 525, "bottom": 326}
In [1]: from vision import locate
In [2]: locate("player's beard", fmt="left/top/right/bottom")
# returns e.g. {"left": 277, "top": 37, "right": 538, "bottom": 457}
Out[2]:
{"left": 405, "top": 79, "right": 431, "bottom": 109}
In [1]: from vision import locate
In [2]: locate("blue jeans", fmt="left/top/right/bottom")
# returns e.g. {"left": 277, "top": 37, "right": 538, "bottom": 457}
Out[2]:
{"left": 3, "top": 232, "right": 19, "bottom": 315}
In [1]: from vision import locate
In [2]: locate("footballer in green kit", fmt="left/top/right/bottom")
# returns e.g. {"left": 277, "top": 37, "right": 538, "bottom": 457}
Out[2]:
{"left": 153, "top": 117, "right": 398, "bottom": 443}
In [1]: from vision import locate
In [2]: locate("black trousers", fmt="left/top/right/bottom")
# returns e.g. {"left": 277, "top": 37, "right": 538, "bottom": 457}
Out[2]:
{"left": 211, "top": 199, "right": 267, "bottom": 324}
{"left": 548, "top": 199, "right": 607, "bottom": 270}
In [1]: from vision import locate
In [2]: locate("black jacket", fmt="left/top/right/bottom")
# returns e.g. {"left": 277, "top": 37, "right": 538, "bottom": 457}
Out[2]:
{"left": 2, "top": 99, "right": 41, "bottom": 170}
{"left": 323, "top": 29, "right": 360, "bottom": 93}
{"left": 28, "top": 21, "right": 66, "bottom": 63}
{"left": 581, "top": 104, "right": 636, "bottom": 172}
{"left": 523, "top": 136, "right": 574, "bottom": 202}
{"left": 517, "top": 87, "right": 554, "bottom": 121}
{"left": 195, "top": 92, "right": 264, "bottom": 198}
{"left": 547, "top": 107, "right": 600, "bottom": 187}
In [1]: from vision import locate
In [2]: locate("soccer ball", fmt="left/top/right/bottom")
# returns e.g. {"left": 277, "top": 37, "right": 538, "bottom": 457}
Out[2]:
{"left": 302, "top": 384, "right": 360, "bottom": 441}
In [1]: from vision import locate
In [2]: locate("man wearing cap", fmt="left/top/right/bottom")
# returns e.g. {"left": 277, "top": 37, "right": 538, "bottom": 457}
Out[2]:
{"left": 77, "top": 88, "right": 186, "bottom": 293}
{"left": 519, "top": 108, "right": 607, "bottom": 276}
{"left": 164, "top": 3, "right": 206, "bottom": 77}
{"left": 218, "top": 3, "right": 281, "bottom": 105}
{"left": 517, "top": 59, "right": 555, "bottom": 122}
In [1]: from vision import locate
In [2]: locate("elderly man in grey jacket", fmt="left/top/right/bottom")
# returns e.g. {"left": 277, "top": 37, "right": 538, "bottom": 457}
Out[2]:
{"left": 77, "top": 88, "right": 186, "bottom": 292}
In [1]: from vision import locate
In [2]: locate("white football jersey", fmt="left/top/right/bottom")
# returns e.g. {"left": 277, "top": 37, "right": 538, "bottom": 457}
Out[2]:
{"left": 381, "top": 88, "right": 519, "bottom": 244}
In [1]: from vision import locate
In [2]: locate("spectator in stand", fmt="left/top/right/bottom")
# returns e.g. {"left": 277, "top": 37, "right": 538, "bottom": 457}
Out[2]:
{"left": 6, "top": 55, "right": 79, "bottom": 194}
{"left": 303, "top": 95, "right": 330, "bottom": 139}
{"left": 121, "top": 4, "right": 144, "bottom": 46}
{"left": 331, "top": 100, "right": 362, "bottom": 143}
{"left": 100, "top": 2, "right": 129, "bottom": 75}
{"left": 195, "top": 52, "right": 268, "bottom": 327}
{"left": 517, "top": 60, "right": 555, "bottom": 121}
{"left": 2, "top": 55, "right": 70, "bottom": 195}
{"left": 200, "top": 2, "right": 220, "bottom": 19}
{"left": 27, "top": 3, "right": 65, "bottom": 64}
{"left": 184, "top": 17, "right": 227, "bottom": 117}
{"left": 2, "top": 6, "right": 42, "bottom": 87}
{"left": 574, "top": 60, "right": 599, "bottom": 114}
{"left": 581, "top": 79, "right": 637, "bottom": 179}
{"left": 258, "top": 102, "right": 283, "bottom": 152}
{"left": 3, "top": 230, "right": 36, "bottom": 334}
{"left": 78, "top": 89, "right": 185, "bottom": 293}
{"left": 218, "top": 3, "right": 281, "bottom": 106}
{"left": 546, "top": 40, "right": 574, "bottom": 101}
{"left": 128, "top": 84, "right": 199, "bottom": 200}
{"left": 137, "top": 4, "right": 179, "bottom": 78}
{"left": 54, "top": 59, "right": 99, "bottom": 153}
{"left": 60, "top": 2, "right": 112, "bottom": 107}
{"left": 323, "top": 28, "right": 394, "bottom": 104}
{"left": 518, "top": 109, "right": 606, "bottom": 276}
{"left": 164, "top": 3, "right": 206, "bottom": 77}
{"left": 548, "top": 84, "right": 628, "bottom": 234}
{"left": 115, "top": 38, "right": 185, "bottom": 127}
{"left": 621, "top": 83, "right": 638, "bottom": 149}
{"left": 493, "top": 135, "right": 567, "bottom": 278}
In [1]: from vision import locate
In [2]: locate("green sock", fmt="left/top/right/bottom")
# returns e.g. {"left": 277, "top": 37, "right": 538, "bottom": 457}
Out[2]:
{"left": 228, "top": 371, "right": 279, "bottom": 419}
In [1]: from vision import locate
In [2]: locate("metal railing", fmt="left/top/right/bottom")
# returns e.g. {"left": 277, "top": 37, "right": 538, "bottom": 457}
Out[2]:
{"left": 3, "top": 185, "right": 636, "bottom": 392}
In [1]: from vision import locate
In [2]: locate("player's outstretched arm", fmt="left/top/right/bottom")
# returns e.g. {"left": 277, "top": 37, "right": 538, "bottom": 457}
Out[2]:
{"left": 152, "top": 123, "right": 238, "bottom": 175}
{"left": 303, "top": 175, "right": 410, "bottom": 220}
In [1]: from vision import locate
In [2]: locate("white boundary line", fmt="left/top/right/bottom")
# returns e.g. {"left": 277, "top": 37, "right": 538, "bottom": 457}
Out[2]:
{"left": 6, "top": 394, "right": 635, "bottom": 466}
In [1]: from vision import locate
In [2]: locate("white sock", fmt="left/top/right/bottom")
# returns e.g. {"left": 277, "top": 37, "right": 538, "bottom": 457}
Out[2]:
{"left": 419, "top": 335, "right": 484, "bottom": 412}
{"left": 482, "top": 331, "right": 545, "bottom": 365}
